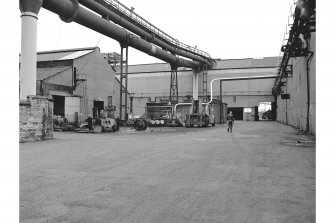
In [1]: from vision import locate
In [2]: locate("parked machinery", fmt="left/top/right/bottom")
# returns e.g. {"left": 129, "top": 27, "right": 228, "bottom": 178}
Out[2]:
{"left": 127, "top": 102, "right": 180, "bottom": 131}
{"left": 145, "top": 103, "right": 180, "bottom": 127}
{"left": 76, "top": 105, "right": 119, "bottom": 133}
{"left": 185, "top": 98, "right": 216, "bottom": 128}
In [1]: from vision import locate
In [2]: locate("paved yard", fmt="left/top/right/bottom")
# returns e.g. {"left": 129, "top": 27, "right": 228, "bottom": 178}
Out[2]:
{"left": 20, "top": 121, "right": 315, "bottom": 223}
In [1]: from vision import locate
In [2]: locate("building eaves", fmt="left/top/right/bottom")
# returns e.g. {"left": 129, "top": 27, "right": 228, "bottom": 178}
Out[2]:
{"left": 37, "top": 47, "right": 98, "bottom": 62}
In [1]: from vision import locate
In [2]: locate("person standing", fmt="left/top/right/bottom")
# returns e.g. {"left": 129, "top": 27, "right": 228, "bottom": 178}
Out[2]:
{"left": 227, "top": 111, "right": 234, "bottom": 132}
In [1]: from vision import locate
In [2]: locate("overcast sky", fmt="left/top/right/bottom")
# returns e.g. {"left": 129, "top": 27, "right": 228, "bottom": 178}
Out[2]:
{"left": 36, "top": 0, "right": 294, "bottom": 65}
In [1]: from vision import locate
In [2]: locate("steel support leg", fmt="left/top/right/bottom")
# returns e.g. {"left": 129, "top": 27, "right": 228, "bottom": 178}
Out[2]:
{"left": 202, "top": 64, "right": 208, "bottom": 102}
{"left": 220, "top": 80, "right": 223, "bottom": 124}
{"left": 119, "top": 46, "right": 128, "bottom": 122}
{"left": 169, "top": 65, "right": 178, "bottom": 104}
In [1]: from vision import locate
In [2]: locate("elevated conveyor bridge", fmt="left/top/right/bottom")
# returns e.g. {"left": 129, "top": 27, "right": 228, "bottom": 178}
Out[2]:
{"left": 94, "top": 0, "right": 213, "bottom": 64}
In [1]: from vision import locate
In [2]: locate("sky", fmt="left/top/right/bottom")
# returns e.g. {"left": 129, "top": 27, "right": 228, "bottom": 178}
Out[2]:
{"left": 36, "top": 0, "right": 294, "bottom": 65}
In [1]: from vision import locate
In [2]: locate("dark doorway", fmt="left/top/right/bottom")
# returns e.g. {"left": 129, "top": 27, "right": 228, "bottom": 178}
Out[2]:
{"left": 93, "top": 100, "right": 104, "bottom": 118}
{"left": 227, "top": 107, "right": 243, "bottom": 120}
{"left": 52, "top": 95, "right": 65, "bottom": 116}
{"left": 94, "top": 100, "right": 104, "bottom": 110}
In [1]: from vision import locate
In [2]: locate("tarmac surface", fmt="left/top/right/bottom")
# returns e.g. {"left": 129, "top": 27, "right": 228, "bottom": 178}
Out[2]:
{"left": 20, "top": 121, "right": 315, "bottom": 223}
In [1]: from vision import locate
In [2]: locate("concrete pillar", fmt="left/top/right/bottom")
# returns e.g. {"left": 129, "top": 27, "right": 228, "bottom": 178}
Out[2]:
{"left": 19, "top": 0, "right": 43, "bottom": 100}
{"left": 193, "top": 72, "right": 199, "bottom": 100}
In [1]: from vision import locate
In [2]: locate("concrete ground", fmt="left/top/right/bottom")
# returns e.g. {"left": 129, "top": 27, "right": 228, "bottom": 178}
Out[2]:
{"left": 20, "top": 121, "right": 315, "bottom": 223}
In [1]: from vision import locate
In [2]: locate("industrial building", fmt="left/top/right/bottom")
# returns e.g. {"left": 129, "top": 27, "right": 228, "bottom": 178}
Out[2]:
{"left": 274, "top": 31, "right": 316, "bottom": 135}
{"left": 35, "top": 47, "right": 129, "bottom": 123}
{"left": 120, "top": 57, "right": 278, "bottom": 122}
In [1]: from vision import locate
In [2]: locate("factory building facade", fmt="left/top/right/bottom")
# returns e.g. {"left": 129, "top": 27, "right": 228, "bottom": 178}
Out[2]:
{"left": 276, "top": 32, "right": 316, "bottom": 134}
{"left": 34, "top": 47, "right": 129, "bottom": 123}
{"left": 119, "top": 57, "right": 278, "bottom": 121}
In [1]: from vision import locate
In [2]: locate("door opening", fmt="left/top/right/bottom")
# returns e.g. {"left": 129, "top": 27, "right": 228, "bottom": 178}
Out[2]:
{"left": 52, "top": 95, "right": 65, "bottom": 116}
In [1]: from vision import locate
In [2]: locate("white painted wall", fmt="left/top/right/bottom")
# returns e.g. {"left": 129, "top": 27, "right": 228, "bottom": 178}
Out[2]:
{"left": 65, "top": 96, "right": 80, "bottom": 123}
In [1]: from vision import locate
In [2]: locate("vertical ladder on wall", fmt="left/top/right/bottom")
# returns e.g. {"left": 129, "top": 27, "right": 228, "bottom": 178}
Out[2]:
{"left": 119, "top": 46, "right": 128, "bottom": 124}
{"left": 202, "top": 64, "right": 208, "bottom": 102}
{"left": 169, "top": 65, "right": 178, "bottom": 104}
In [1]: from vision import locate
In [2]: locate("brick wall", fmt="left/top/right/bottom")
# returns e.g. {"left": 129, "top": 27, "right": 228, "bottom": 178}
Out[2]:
{"left": 20, "top": 95, "right": 54, "bottom": 142}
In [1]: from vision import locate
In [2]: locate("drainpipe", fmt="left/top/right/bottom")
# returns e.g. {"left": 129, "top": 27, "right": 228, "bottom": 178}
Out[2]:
{"left": 19, "top": 0, "right": 43, "bottom": 100}
{"left": 306, "top": 38, "right": 314, "bottom": 132}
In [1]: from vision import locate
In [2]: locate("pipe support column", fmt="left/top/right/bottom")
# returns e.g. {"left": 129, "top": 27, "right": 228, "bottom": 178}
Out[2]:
{"left": 20, "top": 12, "right": 38, "bottom": 100}
{"left": 193, "top": 72, "right": 199, "bottom": 100}
{"left": 19, "top": 0, "right": 43, "bottom": 100}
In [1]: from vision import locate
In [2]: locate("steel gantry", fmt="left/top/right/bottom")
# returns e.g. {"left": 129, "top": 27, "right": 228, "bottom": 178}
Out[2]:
{"left": 202, "top": 64, "right": 208, "bottom": 102}
{"left": 119, "top": 45, "right": 129, "bottom": 122}
{"left": 169, "top": 65, "right": 178, "bottom": 104}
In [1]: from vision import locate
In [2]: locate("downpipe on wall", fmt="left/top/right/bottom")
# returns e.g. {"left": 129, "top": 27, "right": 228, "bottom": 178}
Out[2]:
{"left": 305, "top": 38, "right": 314, "bottom": 133}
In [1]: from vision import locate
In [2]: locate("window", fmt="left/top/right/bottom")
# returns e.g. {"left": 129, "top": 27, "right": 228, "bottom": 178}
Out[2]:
{"left": 244, "top": 108, "right": 252, "bottom": 113}
{"left": 233, "top": 96, "right": 237, "bottom": 103}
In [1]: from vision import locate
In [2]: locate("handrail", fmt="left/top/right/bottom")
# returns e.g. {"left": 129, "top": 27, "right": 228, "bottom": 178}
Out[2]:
{"left": 99, "top": 0, "right": 212, "bottom": 60}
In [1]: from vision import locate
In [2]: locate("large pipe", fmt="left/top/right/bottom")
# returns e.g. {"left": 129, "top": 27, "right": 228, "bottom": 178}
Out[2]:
{"left": 42, "top": 0, "right": 200, "bottom": 69}
{"left": 174, "top": 75, "right": 278, "bottom": 114}
{"left": 78, "top": 0, "right": 212, "bottom": 66}
{"left": 19, "top": 0, "right": 43, "bottom": 100}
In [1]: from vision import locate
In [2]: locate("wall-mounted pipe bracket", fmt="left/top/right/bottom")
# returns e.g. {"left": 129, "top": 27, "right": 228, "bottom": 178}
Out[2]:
{"left": 60, "top": 0, "right": 79, "bottom": 23}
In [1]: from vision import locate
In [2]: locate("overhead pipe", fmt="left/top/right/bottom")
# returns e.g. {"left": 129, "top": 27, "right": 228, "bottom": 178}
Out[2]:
{"left": 42, "top": 0, "right": 200, "bottom": 69}
{"left": 77, "top": 0, "right": 212, "bottom": 66}
{"left": 174, "top": 75, "right": 278, "bottom": 114}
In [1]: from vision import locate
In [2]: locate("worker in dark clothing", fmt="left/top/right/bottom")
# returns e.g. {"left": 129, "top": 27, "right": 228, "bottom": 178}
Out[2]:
{"left": 227, "top": 111, "right": 234, "bottom": 132}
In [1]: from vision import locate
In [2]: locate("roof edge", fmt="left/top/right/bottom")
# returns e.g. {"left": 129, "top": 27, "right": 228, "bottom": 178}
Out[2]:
{"left": 37, "top": 46, "right": 99, "bottom": 55}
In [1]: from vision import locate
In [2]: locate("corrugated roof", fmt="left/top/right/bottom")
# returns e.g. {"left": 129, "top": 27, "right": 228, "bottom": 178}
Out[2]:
{"left": 214, "top": 58, "right": 253, "bottom": 69}
{"left": 250, "top": 57, "right": 279, "bottom": 68}
{"left": 37, "top": 66, "right": 72, "bottom": 80}
{"left": 37, "top": 47, "right": 97, "bottom": 62}
{"left": 121, "top": 57, "right": 279, "bottom": 74}
{"left": 117, "top": 63, "right": 171, "bottom": 73}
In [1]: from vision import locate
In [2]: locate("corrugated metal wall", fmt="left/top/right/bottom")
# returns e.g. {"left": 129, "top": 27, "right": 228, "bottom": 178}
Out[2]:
{"left": 72, "top": 48, "right": 116, "bottom": 122}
